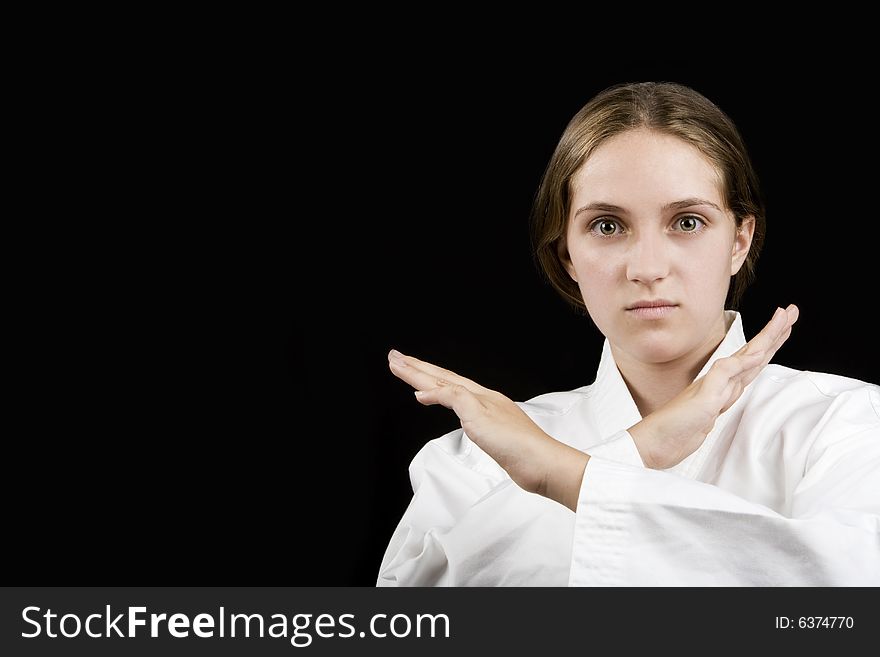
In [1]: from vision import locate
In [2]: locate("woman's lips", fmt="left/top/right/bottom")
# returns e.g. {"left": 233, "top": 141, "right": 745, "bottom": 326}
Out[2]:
{"left": 626, "top": 305, "right": 678, "bottom": 319}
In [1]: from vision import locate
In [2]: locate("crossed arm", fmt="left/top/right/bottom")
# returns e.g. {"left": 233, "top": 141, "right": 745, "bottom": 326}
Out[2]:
{"left": 388, "top": 305, "right": 799, "bottom": 511}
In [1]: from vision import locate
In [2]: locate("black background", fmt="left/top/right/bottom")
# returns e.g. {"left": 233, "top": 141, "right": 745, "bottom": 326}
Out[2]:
{"left": 11, "top": 45, "right": 878, "bottom": 587}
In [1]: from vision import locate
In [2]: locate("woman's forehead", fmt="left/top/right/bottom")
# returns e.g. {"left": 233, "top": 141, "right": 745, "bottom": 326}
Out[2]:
{"left": 571, "top": 129, "right": 725, "bottom": 207}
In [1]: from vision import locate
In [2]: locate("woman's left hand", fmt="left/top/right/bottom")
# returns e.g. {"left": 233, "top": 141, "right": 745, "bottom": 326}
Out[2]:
{"left": 387, "top": 350, "right": 588, "bottom": 508}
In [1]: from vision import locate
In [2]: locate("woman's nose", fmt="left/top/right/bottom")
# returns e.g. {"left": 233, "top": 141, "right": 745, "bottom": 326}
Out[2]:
{"left": 625, "top": 234, "right": 671, "bottom": 284}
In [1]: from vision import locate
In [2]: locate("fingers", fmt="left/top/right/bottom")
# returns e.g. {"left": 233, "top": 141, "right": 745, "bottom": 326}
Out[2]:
{"left": 386, "top": 349, "right": 490, "bottom": 397}
{"left": 749, "top": 304, "right": 798, "bottom": 367}
{"left": 724, "top": 304, "right": 799, "bottom": 390}
{"left": 707, "top": 304, "right": 799, "bottom": 389}
{"left": 765, "top": 305, "right": 798, "bottom": 358}
{"left": 741, "top": 304, "right": 799, "bottom": 356}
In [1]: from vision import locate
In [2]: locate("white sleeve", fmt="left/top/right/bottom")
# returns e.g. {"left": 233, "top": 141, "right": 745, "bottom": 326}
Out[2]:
{"left": 375, "top": 429, "right": 506, "bottom": 587}
{"left": 582, "top": 429, "right": 645, "bottom": 466}
{"left": 377, "top": 427, "right": 579, "bottom": 587}
{"left": 570, "top": 422, "right": 880, "bottom": 586}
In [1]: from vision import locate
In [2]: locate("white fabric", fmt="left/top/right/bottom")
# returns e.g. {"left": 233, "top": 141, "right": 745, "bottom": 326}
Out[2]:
{"left": 377, "top": 311, "right": 880, "bottom": 586}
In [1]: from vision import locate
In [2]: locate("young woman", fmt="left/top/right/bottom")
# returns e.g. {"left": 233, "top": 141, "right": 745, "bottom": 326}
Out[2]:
{"left": 377, "top": 82, "right": 880, "bottom": 586}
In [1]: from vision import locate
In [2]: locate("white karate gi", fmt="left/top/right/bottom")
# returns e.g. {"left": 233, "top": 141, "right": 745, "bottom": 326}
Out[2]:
{"left": 377, "top": 311, "right": 880, "bottom": 586}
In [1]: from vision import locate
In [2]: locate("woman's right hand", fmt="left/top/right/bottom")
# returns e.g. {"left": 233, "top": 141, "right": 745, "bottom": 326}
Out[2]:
{"left": 628, "top": 304, "right": 799, "bottom": 470}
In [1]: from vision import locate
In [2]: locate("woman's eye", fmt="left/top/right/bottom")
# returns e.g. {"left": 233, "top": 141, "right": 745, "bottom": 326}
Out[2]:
{"left": 591, "top": 219, "right": 620, "bottom": 236}
{"left": 677, "top": 215, "right": 704, "bottom": 232}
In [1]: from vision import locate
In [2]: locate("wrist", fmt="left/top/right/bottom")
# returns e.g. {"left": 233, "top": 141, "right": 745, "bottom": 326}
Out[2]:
{"left": 538, "top": 437, "right": 589, "bottom": 512}
{"left": 628, "top": 417, "right": 669, "bottom": 470}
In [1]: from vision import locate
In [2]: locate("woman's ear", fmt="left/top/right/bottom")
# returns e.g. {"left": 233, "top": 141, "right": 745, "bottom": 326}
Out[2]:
{"left": 556, "top": 237, "right": 578, "bottom": 283}
{"left": 730, "top": 215, "right": 756, "bottom": 276}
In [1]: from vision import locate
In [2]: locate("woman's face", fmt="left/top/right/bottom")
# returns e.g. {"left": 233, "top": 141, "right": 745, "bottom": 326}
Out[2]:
{"left": 559, "top": 128, "right": 754, "bottom": 365}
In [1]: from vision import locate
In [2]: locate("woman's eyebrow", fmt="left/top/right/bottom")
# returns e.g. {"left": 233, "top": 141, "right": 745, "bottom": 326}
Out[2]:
{"left": 573, "top": 202, "right": 626, "bottom": 217}
{"left": 573, "top": 197, "right": 723, "bottom": 218}
{"left": 663, "top": 198, "right": 724, "bottom": 212}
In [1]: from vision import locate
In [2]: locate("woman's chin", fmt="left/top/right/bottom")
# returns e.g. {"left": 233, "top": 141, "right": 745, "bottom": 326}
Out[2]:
{"left": 620, "top": 334, "right": 687, "bottom": 365}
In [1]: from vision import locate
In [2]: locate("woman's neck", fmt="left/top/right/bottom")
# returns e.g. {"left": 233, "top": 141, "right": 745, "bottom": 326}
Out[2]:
{"left": 611, "top": 314, "right": 730, "bottom": 417}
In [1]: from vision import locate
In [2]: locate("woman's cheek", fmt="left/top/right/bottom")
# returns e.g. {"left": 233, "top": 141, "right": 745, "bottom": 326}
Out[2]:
{"left": 577, "top": 259, "right": 618, "bottom": 309}
{"left": 579, "top": 252, "right": 618, "bottom": 284}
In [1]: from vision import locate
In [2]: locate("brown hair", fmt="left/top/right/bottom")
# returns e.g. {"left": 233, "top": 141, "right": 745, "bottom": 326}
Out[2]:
{"left": 530, "top": 81, "right": 765, "bottom": 315}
